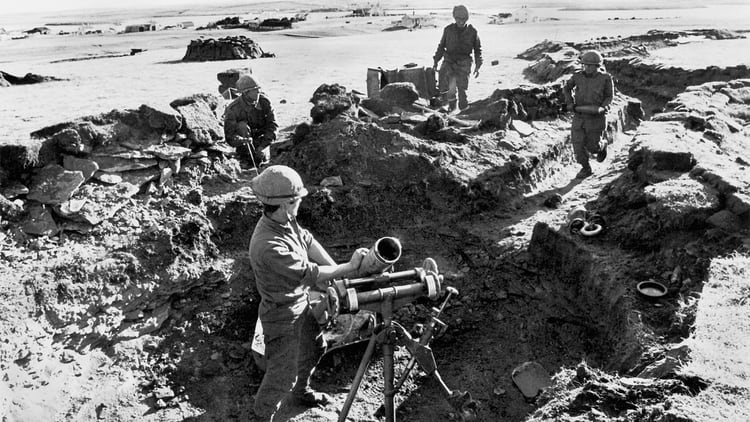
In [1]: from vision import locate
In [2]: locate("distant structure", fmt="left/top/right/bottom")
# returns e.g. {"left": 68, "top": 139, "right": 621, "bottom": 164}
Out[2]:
{"left": 181, "top": 21, "right": 195, "bottom": 29}
{"left": 513, "top": 6, "right": 538, "bottom": 23}
{"left": 489, "top": 13, "right": 513, "bottom": 25}
{"left": 351, "top": 2, "right": 384, "bottom": 17}
{"left": 394, "top": 13, "right": 436, "bottom": 30}
{"left": 124, "top": 22, "right": 157, "bottom": 33}
{"left": 24, "top": 27, "right": 50, "bottom": 35}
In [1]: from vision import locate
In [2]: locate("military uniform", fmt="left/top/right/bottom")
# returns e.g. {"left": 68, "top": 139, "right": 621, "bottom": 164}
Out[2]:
{"left": 433, "top": 23, "right": 482, "bottom": 110}
{"left": 563, "top": 69, "right": 614, "bottom": 171}
{"left": 248, "top": 215, "right": 326, "bottom": 420}
{"left": 224, "top": 93, "right": 278, "bottom": 166}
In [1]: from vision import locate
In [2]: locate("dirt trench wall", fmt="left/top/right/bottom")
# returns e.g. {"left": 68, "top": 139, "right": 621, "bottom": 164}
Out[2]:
{"left": 606, "top": 60, "right": 750, "bottom": 116}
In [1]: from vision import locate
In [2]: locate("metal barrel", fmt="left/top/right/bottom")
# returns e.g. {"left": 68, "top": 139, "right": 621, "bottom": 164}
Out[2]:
{"left": 357, "top": 237, "right": 402, "bottom": 276}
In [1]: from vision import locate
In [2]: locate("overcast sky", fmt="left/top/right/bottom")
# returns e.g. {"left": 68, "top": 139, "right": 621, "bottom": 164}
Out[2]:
{"left": 5, "top": 0, "right": 729, "bottom": 15}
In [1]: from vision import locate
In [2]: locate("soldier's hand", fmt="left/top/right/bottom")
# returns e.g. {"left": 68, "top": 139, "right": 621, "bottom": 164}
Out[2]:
{"left": 349, "top": 247, "right": 368, "bottom": 271}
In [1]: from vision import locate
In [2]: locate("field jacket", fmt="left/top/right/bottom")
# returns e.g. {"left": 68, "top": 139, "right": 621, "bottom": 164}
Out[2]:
{"left": 563, "top": 70, "right": 614, "bottom": 118}
{"left": 248, "top": 215, "right": 320, "bottom": 332}
{"left": 433, "top": 23, "right": 483, "bottom": 69}
{"left": 223, "top": 93, "right": 278, "bottom": 148}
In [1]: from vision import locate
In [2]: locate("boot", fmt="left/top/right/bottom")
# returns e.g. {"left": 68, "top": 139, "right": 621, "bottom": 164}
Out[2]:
{"left": 575, "top": 165, "right": 593, "bottom": 179}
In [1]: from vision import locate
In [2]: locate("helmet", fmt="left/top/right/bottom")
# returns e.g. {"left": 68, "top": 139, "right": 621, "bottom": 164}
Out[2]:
{"left": 251, "top": 165, "right": 309, "bottom": 205}
{"left": 580, "top": 50, "right": 603, "bottom": 65}
{"left": 236, "top": 74, "right": 260, "bottom": 92}
{"left": 452, "top": 5, "right": 469, "bottom": 19}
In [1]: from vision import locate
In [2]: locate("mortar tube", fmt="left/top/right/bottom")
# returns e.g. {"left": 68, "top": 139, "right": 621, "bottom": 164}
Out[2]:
{"left": 357, "top": 237, "right": 402, "bottom": 277}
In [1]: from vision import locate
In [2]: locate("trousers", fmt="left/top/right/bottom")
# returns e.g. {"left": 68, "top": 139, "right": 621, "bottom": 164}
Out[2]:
{"left": 253, "top": 308, "right": 326, "bottom": 420}
{"left": 438, "top": 58, "right": 471, "bottom": 109}
{"left": 570, "top": 113, "right": 606, "bottom": 168}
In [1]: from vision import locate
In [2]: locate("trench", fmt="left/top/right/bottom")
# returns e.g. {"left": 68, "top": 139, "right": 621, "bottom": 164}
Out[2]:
{"left": 9, "top": 60, "right": 745, "bottom": 422}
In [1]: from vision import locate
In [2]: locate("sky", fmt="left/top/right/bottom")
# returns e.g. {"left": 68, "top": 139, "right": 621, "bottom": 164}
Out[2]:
{"left": 3, "top": 0, "right": 736, "bottom": 15}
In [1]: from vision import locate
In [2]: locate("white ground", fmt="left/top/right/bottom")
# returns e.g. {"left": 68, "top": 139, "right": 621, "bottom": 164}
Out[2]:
{"left": 1, "top": 3, "right": 750, "bottom": 144}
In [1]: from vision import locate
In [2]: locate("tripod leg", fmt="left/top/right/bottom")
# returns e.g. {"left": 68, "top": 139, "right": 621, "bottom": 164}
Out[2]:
{"left": 338, "top": 333, "right": 378, "bottom": 422}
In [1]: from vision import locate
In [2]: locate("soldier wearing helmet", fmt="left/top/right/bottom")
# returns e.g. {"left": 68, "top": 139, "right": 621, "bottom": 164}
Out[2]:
{"left": 248, "top": 165, "right": 367, "bottom": 419}
{"left": 433, "top": 4, "right": 483, "bottom": 111}
{"left": 562, "top": 49, "right": 614, "bottom": 179}
{"left": 223, "top": 74, "right": 278, "bottom": 168}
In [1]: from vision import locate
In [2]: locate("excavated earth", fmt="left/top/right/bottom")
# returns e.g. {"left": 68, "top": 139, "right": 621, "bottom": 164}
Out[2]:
{"left": 1, "top": 31, "right": 750, "bottom": 422}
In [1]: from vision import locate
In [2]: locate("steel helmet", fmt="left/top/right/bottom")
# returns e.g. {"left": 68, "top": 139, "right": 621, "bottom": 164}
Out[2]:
{"left": 236, "top": 74, "right": 260, "bottom": 92}
{"left": 251, "top": 165, "right": 309, "bottom": 205}
{"left": 580, "top": 50, "right": 603, "bottom": 65}
{"left": 452, "top": 5, "right": 469, "bottom": 19}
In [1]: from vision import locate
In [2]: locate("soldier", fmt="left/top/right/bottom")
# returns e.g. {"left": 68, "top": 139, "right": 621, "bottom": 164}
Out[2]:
{"left": 248, "top": 165, "right": 367, "bottom": 420}
{"left": 433, "top": 5, "right": 483, "bottom": 111}
{"left": 562, "top": 50, "right": 614, "bottom": 179}
{"left": 224, "top": 75, "right": 278, "bottom": 169}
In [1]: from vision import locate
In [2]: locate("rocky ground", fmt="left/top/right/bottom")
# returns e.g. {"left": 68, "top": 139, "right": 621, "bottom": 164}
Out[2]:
{"left": 1, "top": 29, "right": 750, "bottom": 422}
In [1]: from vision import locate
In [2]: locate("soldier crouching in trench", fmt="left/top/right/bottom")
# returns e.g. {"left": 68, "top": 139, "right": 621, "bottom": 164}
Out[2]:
{"left": 562, "top": 49, "right": 614, "bottom": 179}
{"left": 224, "top": 74, "right": 278, "bottom": 170}
{"left": 248, "top": 165, "right": 368, "bottom": 421}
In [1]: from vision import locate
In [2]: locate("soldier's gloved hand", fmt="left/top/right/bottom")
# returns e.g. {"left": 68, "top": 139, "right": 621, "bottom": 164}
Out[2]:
{"left": 597, "top": 106, "right": 605, "bottom": 114}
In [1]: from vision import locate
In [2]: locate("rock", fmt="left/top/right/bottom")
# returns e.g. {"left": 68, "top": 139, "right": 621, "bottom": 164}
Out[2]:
{"left": 27, "top": 164, "right": 85, "bottom": 205}
{"left": 706, "top": 209, "right": 742, "bottom": 231}
{"left": 53, "top": 127, "right": 93, "bottom": 154}
{"left": 320, "top": 176, "right": 343, "bottom": 187}
{"left": 52, "top": 198, "right": 87, "bottom": 218}
{"left": 21, "top": 204, "right": 58, "bottom": 236}
{"left": 2, "top": 182, "right": 30, "bottom": 199}
{"left": 93, "top": 172, "right": 123, "bottom": 184}
{"left": 63, "top": 155, "right": 99, "bottom": 181}
{"left": 143, "top": 144, "right": 192, "bottom": 161}
{"left": 309, "top": 83, "right": 355, "bottom": 124}
{"left": 0, "top": 193, "right": 24, "bottom": 220}
{"left": 512, "top": 361, "right": 551, "bottom": 399}
{"left": 91, "top": 155, "right": 158, "bottom": 173}
{"left": 138, "top": 103, "right": 183, "bottom": 133}
{"left": 173, "top": 99, "right": 223, "bottom": 145}
{"left": 379, "top": 82, "right": 420, "bottom": 106}
{"left": 644, "top": 177, "right": 720, "bottom": 231}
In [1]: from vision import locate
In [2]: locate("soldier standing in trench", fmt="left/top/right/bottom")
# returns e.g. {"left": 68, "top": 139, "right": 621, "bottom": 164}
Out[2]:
{"left": 224, "top": 74, "right": 278, "bottom": 170}
{"left": 248, "top": 165, "right": 367, "bottom": 421}
{"left": 562, "top": 50, "right": 614, "bottom": 179}
{"left": 433, "top": 5, "right": 483, "bottom": 112}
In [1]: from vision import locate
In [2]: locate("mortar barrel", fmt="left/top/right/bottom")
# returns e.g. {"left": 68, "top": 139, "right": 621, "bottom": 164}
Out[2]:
{"left": 357, "top": 237, "right": 402, "bottom": 276}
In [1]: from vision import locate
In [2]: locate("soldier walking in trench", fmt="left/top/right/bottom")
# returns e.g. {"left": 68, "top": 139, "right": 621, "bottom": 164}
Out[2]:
{"left": 433, "top": 5, "right": 483, "bottom": 112}
{"left": 562, "top": 50, "right": 614, "bottom": 179}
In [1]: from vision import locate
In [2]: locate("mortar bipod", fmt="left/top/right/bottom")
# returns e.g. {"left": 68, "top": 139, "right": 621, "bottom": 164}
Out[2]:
{"left": 337, "top": 289, "right": 477, "bottom": 422}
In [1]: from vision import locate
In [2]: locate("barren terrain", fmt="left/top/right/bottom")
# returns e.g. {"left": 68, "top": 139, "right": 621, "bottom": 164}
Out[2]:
{"left": 1, "top": 2, "right": 750, "bottom": 422}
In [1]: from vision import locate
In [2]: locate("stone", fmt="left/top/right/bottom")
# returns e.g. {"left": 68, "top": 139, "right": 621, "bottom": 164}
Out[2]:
{"left": 320, "top": 176, "right": 343, "bottom": 187}
{"left": 138, "top": 103, "right": 182, "bottom": 133}
{"left": 173, "top": 100, "right": 223, "bottom": 145}
{"left": 53, "top": 127, "right": 93, "bottom": 154}
{"left": 91, "top": 155, "right": 158, "bottom": 173}
{"left": 379, "top": 82, "right": 420, "bottom": 106}
{"left": 707, "top": 209, "right": 743, "bottom": 231}
{"left": 27, "top": 164, "right": 85, "bottom": 205}
{"left": 2, "top": 182, "right": 29, "bottom": 199}
{"left": 63, "top": 155, "right": 99, "bottom": 181}
{"left": 52, "top": 198, "right": 87, "bottom": 218}
{"left": 512, "top": 361, "right": 551, "bottom": 399}
{"left": 143, "top": 144, "right": 192, "bottom": 161}
{"left": 120, "top": 167, "right": 161, "bottom": 189}
{"left": 94, "top": 172, "right": 123, "bottom": 184}
{"left": 21, "top": 204, "right": 58, "bottom": 236}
